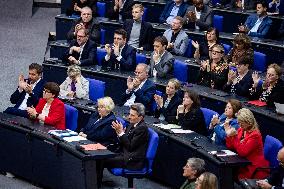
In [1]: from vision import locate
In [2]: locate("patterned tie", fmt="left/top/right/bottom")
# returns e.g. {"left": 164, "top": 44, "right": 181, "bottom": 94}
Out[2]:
{"left": 71, "top": 81, "right": 76, "bottom": 92}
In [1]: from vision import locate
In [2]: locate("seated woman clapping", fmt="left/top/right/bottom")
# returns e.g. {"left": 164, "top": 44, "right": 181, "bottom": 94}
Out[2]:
{"left": 176, "top": 89, "right": 207, "bottom": 136}
{"left": 225, "top": 108, "right": 269, "bottom": 179}
{"left": 209, "top": 99, "right": 242, "bottom": 146}
{"left": 154, "top": 78, "right": 182, "bottom": 124}
{"left": 79, "top": 97, "right": 118, "bottom": 148}
{"left": 27, "top": 82, "right": 65, "bottom": 130}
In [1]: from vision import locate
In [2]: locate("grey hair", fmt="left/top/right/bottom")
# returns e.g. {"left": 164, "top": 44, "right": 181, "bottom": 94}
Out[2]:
{"left": 67, "top": 65, "right": 81, "bottom": 77}
{"left": 187, "top": 158, "right": 206, "bottom": 177}
{"left": 130, "top": 103, "right": 145, "bottom": 117}
{"left": 97, "top": 97, "right": 115, "bottom": 112}
{"left": 137, "top": 63, "right": 150, "bottom": 74}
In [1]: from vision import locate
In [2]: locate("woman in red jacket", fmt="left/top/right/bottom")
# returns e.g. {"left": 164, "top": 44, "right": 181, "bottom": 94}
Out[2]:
{"left": 225, "top": 108, "right": 269, "bottom": 179}
{"left": 27, "top": 82, "right": 65, "bottom": 130}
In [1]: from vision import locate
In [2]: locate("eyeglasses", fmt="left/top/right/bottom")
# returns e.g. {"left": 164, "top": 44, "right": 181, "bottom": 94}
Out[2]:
{"left": 43, "top": 89, "right": 51, "bottom": 94}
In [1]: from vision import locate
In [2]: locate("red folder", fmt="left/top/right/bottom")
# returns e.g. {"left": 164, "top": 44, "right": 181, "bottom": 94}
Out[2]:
{"left": 247, "top": 100, "right": 267, "bottom": 107}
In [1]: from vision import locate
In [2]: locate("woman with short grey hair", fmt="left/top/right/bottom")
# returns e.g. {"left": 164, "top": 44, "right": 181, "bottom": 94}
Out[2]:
{"left": 180, "top": 157, "right": 206, "bottom": 189}
{"left": 59, "top": 65, "right": 89, "bottom": 99}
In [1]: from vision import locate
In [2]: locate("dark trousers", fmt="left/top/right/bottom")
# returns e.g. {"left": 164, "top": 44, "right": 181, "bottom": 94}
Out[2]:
{"left": 4, "top": 107, "right": 29, "bottom": 118}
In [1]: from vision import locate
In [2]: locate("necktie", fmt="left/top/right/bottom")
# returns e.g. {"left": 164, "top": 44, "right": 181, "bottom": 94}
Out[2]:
{"left": 71, "top": 81, "right": 76, "bottom": 92}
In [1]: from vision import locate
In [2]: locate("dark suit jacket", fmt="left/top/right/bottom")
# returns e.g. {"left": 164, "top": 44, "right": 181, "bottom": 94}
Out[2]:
{"left": 107, "top": 0, "right": 135, "bottom": 21}
{"left": 119, "top": 120, "right": 149, "bottom": 170}
{"left": 155, "top": 93, "right": 182, "bottom": 124}
{"left": 66, "top": 39, "right": 97, "bottom": 66}
{"left": 122, "top": 79, "right": 156, "bottom": 112}
{"left": 123, "top": 19, "right": 153, "bottom": 51}
{"left": 245, "top": 14, "right": 272, "bottom": 38}
{"left": 150, "top": 51, "right": 174, "bottom": 78}
{"left": 67, "top": 18, "right": 101, "bottom": 44}
{"left": 10, "top": 79, "right": 45, "bottom": 108}
{"left": 159, "top": 1, "right": 189, "bottom": 23}
{"left": 278, "top": 20, "right": 284, "bottom": 40}
{"left": 178, "top": 107, "right": 208, "bottom": 136}
{"left": 102, "top": 44, "right": 136, "bottom": 71}
{"left": 184, "top": 5, "right": 213, "bottom": 31}
{"left": 66, "top": 0, "right": 97, "bottom": 16}
{"left": 82, "top": 112, "right": 118, "bottom": 146}
{"left": 267, "top": 166, "right": 284, "bottom": 189}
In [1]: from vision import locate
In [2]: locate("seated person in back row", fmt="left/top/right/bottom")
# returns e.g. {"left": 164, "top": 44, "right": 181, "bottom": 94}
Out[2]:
{"left": 65, "top": 28, "right": 97, "bottom": 66}
{"left": 67, "top": 6, "right": 100, "bottom": 44}
{"left": 150, "top": 36, "right": 174, "bottom": 78}
{"left": 102, "top": 29, "right": 136, "bottom": 71}
{"left": 4, "top": 63, "right": 45, "bottom": 118}
{"left": 79, "top": 97, "right": 118, "bottom": 148}
{"left": 163, "top": 16, "right": 190, "bottom": 56}
{"left": 238, "top": 1, "right": 272, "bottom": 38}
{"left": 66, "top": 0, "right": 97, "bottom": 17}
{"left": 27, "top": 82, "right": 65, "bottom": 130}
{"left": 60, "top": 65, "right": 89, "bottom": 100}
{"left": 107, "top": 0, "right": 135, "bottom": 21}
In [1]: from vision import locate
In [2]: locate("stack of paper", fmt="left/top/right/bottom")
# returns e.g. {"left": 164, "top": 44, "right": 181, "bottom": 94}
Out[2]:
{"left": 209, "top": 150, "right": 237, "bottom": 156}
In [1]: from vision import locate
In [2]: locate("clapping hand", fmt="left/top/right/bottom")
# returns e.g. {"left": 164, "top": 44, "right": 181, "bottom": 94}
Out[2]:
{"left": 200, "top": 60, "right": 209, "bottom": 71}
{"left": 112, "top": 120, "right": 124, "bottom": 135}
{"left": 154, "top": 94, "right": 163, "bottom": 108}
{"left": 27, "top": 106, "right": 37, "bottom": 118}
{"left": 191, "top": 40, "right": 199, "bottom": 49}
{"left": 209, "top": 114, "right": 219, "bottom": 129}
{"left": 227, "top": 70, "right": 237, "bottom": 84}
{"left": 252, "top": 71, "right": 260, "bottom": 88}
{"left": 68, "top": 56, "right": 79, "bottom": 64}
{"left": 24, "top": 84, "right": 33, "bottom": 94}
{"left": 105, "top": 44, "right": 112, "bottom": 55}
{"left": 153, "top": 50, "right": 160, "bottom": 63}
{"left": 225, "top": 122, "right": 237, "bottom": 137}
{"left": 113, "top": 43, "right": 120, "bottom": 57}
{"left": 18, "top": 74, "right": 27, "bottom": 90}
{"left": 256, "top": 180, "right": 272, "bottom": 189}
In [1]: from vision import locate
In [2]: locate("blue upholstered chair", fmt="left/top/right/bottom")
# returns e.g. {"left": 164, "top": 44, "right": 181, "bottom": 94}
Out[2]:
{"left": 142, "top": 7, "right": 148, "bottom": 21}
{"left": 201, "top": 108, "right": 219, "bottom": 129}
{"left": 264, "top": 135, "right": 283, "bottom": 168}
{"left": 253, "top": 51, "right": 267, "bottom": 72}
{"left": 109, "top": 128, "right": 159, "bottom": 188}
{"left": 100, "top": 29, "right": 106, "bottom": 45}
{"left": 96, "top": 2, "right": 106, "bottom": 17}
{"left": 213, "top": 15, "right": 224, "bottom": 32}
{"left": 184, "top": 39, "right": 193, "bottom": 58}
{"left": 116, "top": 116, "right": 127, "bottom": 128}
{"left": 96, "top": 48, "right": 107, "bottom": 66}
{"left": 174, "top": 60, "right": 188, "bottom": 82}
{"left": 64, "top": 104, "right": 78, "bottom": 131}
{"left": 136, "top": 53, "right": 147, "bottom": 64}
{"left": 86, "top": 78, "right": 105, "bottom": 102}
{"left": 222, "top": 43, "right": 231, "bottom": 55}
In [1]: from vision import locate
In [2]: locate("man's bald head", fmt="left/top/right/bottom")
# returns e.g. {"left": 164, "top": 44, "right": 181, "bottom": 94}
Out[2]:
{"left": 81, "top": 7, "right": 92, "bottom": 23}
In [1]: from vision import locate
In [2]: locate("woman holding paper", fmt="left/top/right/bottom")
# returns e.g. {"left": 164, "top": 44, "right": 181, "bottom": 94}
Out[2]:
{"left": 225, "top": 108, "right": 269, "bottom": 179}
{"left": 154, "top": 78, "right": 182, "bottom": 124}
{"left": 176, "top": 89, "right": 207, "bottom": 136}
{"left": 249, "top": 63, "right": 284, "bottom": 108}
{"left": 209, "top": 99, "right": 242, "bottom": 146}
{"left": 79, "top": 97, "right": 118, "bottom": 148}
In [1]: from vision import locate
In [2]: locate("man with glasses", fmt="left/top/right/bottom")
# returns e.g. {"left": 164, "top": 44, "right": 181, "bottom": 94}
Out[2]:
{"left": 122, "top": 63, "right": 156, "bottom": 113}
{"left": 66, "top": 28, "right": 97, "bottom": 66}
{"left": 102, "top": 29, "right": 136, "bottom": 71}
{"left": 4, "top": 63, "right": 45, "bottom": 118}
{"left": 67, "top": 6, "right": 100, "bottom": 44}
{"left": 257, "top": 147, "right": 284, "bottom": 189}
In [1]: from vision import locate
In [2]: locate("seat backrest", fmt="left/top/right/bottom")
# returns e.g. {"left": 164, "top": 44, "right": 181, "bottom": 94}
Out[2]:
{"left": 116, "top": 116, "right": 127, "bottom": 128}
{"left": 96, "top": 48, "right": 107, "bottom": 66}
{"left": 64, "top": 104, "right": 78, "bottom": 131}
{"left": 136, "top": 53, "right": 147, "bottom": 64}
{"left": 213, "top": 15, "right": 224, "bottom": 32}
{"left": 96, "top": 2, "right": 106, "bottom": 17}
{"left": 264, "top": 135, "right": 283, "bottom": 167}
{"left": 100, "top": 29, "right": 106, "bottom": 45}
{"left": 201, "top": 108, "right": 219, "bottom": 128}
{"left": 253, "top": 51, "right": 267, "bottom": 72}
{"left": 174, "top": 60, "right": 188, "bottom": 82}
{"left": 86, "top": 78, "right": 105, "bottom": 102}
{"left": 222, "top": 43, "right": 231, "bottom": 55}
{"left": 146, "top": 128, "right": 159, "bottom": 173}
{"left": 142, "top": 7, "right": 148, "bottom": 21}
{"left": 184, "top": 39, "right": 192, "bottom": 58}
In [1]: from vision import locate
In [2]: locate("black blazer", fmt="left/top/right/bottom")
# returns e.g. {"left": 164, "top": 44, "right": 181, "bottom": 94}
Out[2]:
{"left": 223, "top": 70, "right": 253, "bottom": 98}
{"left": 107, "top": 0, "right": 135, "bottom": 21}
{"left": 10, "top": 79, "right": 45, "bottom": 108}
{"left": 119, "top": 120, "right": 149, "bottom": 170}
{"left": 178, "top": 107, "right": 208, "bottom": 136}
{"left": 82, "top": 112, "right": 118, "bottom": 146}
{"left": 122, "top": 79, "right": 156, "bottom": 112}
{"left": 102, "top": 44, "right": 136, "bottom": 71}
{"left": 66, "top": 39, "right": 97, "bottom": 66}
{"left": 123, "top": 19, "right": 153, "bottom": 51}
{"left": 155, "top": 93, "right": 182, "bottom": 124}
{"left": 267, "top": 166, "right": 284, "bottom": 189}
{"left": 67, "top": 18, "right": 101, "bottom": 44}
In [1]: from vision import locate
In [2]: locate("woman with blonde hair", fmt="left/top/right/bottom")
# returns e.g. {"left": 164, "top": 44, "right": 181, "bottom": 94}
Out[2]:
{"left": 225, "top": 108, "right": 269, "bottom": 179}
{"left": 195, "top": 172, "right": 218, "bottom": 189}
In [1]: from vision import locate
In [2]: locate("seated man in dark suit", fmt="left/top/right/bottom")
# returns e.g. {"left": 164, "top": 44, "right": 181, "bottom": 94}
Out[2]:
{"left": 122, "top": 63, "right": 156, "bottom": 113}
{"left": 159, "top": 0, "right": 189, "bottom": 25}
{"left": 123, "top": 4, "right": 153, "bottom": 51}
{"left": 108, "top": 0, "right": 135, "bottom": 21}
{"left": 4, "top": 63, "right": 45, "bottom": 118}
{"left": 150, "top": 36, "right": 174, "bottom": 78}
{"left": 238, "top": 1, "right": 272, "bottom": 38}
{"left": 183, "top": 0, "right": 213, "bottom": 31}
{"left": 102, "top": 28, "right": 136, "bottom": 71}
{"left": 66, "top": 0, "right": 97, "bottom": 16}
{"left": 66, "top": 28, "right": 97, "bottom": 66}
{"left": 256, "top": 147, "right": 284, "bottom": 189}
{"left": 67, "top": 6, "right": 100, "bottom": 44}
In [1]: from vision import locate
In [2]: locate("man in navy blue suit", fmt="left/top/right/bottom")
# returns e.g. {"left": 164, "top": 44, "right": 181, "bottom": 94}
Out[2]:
{"left": 66, "top": 28, "right": 97, "bottom": 66}
{"left": 4, "top": 63, "right": 45, "bottom": 118}
{"left": 122, "top": 63, "right": 156, "bottom": 113}
{"left": 238, "top": 1, "right": 272, "bottom": 38}
{"left": 102, "top": 28, "right": 136, "bottom": 71}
